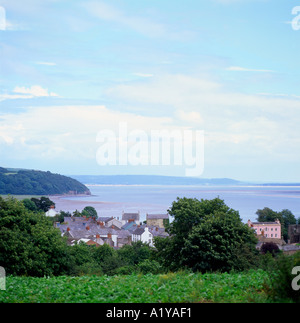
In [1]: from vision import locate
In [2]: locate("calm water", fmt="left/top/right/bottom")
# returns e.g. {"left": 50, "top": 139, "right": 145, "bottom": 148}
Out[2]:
{"left": 60, "top": 185, "right": 300, "bottom": 223}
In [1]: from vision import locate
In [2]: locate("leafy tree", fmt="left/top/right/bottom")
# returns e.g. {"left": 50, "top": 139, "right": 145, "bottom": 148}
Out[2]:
{"left": 137, "top": 259, "right": 162, "bottom": 274}
{"left": 94, "top": 244, "right": 116, "bottom": 264}
{"left": 265, "top": 252, "right": 300, "bottom": 303}
{"left": 159, "top": 197, "right": 243, "bottom": 271}
{"left": 0, "top": 197, "right": 70, "bottom": 276}
{"left": 72, "top": 209, "right": 82, "bottom": 217}
{"left": 31, "top": 196, "right": 55, "bottom": 212}
{"left": 22, "top": 198, "right": 38, "bottom": 212}
{"left": 82, "top": 206, "right": 98, "bottom": 219}
{"left": 67, "top": 242, "right": 97, "bottom": 275}
{"left": 181, "top": 211, "right": 258, "bottom": 272}
{"left": 52, "top": 210, "right": 72, "bottom": 224}
{"left": 256, "top": 207, "right": 279, "bottom": 222}
{"left": 117, "top": 241, "right": 151, "bottom": 266}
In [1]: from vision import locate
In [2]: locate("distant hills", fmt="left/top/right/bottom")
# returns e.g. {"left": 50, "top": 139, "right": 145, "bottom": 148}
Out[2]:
{"left": 2, "top": 167, "right": 298, "bottom": 196}
{"left": 69, "top": 175, "right": 244, "bottom": 186}
{"left": 0, "top": 167, "right": 91, "bottom": 195}
{"left": 69, "top": 175, "right": 300, "bottom": 186}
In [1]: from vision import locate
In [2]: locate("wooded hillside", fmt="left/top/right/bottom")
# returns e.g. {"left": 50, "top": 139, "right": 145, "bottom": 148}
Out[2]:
{"left": 0, "top": 167, "right": 90, "bottom": 195}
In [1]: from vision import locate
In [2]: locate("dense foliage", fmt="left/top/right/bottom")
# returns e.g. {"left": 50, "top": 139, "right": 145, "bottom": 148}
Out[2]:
{"left": 154, "top": 197, "right": 258, "bottom": 272}
{"left": 0, "top": 270, "right": 269, "bottom": 303}
{"left": 0, "top": 197, "right": 70, "bottom": 276}
{"left": 0, "top": 196, "right": 157, "bottom": 277}
{"left": 0, "top": 168, "right": 90, "bottom": 195}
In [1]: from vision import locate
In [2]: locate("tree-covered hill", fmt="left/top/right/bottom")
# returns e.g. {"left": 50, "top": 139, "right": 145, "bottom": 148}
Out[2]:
{"left": 0, "top": 167, "right": 91, "bottom": 195}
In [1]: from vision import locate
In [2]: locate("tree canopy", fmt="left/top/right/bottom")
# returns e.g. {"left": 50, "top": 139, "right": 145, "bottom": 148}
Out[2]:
{"left": 82, "top": 206, "right": 98, "bottom": 219}
{"left": 154, "top": 197, "right": 258, "bottom": 272}
{"left": 0, "top": 197, "right": 70, "bottom": 276}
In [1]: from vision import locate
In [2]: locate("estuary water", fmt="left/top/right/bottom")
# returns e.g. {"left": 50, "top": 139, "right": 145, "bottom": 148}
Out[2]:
{"left": 52, "top": 185, "right": 300, "bottom": 224}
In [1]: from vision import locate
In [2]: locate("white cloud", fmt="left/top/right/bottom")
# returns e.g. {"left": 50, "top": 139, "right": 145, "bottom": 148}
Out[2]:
{"left": 35, "top": 62, "right": 57, "bottom": 66}
{"left": 0, "top": 105, "right": 178, "bottom": 161}
{"left": 104, "top": 73, "right": 300, "bottom": 163}
{"left": 13, "top": 85, "right": 59, "bottom": 97}
{"left": 0, "top": 85, "right": 59, "bottom": 102}
{"left": 226, "top": 66, "right": 274, "bottom": 73}
{"left": 176, "top": 110, "right": 203, "bottom": 125}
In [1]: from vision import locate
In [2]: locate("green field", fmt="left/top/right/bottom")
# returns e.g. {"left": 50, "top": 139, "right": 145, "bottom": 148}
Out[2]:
{"left": 0, "top": 270, "right": 270, "bottom": 303}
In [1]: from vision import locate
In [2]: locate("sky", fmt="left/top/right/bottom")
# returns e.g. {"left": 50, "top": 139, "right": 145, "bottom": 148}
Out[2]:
{"left": 1, "top": 0, "right": 300, "bottom": 182}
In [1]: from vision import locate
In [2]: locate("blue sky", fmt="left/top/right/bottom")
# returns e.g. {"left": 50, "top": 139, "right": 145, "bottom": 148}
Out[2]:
{"left": 1, "top": 0, "right": 300, "bottom": 182}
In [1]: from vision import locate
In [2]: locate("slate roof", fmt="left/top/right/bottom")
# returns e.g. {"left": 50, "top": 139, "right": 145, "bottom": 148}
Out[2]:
{"left": 147, "top": 213, "right": 169, "bottom": 220}
{"left": 122, "top": 212, "right": 140, "bottom": 221}
{"left": 252, "top": 222, "right": 279, "bottom": 225}
{"left": 98, "top": 216, "right": 114, "bottom": 223}
{"left": 132, "top": 227, "right": 146, "bottom": 236}
{"left": 148, "top": 226, "right": 169, "bottom": 237}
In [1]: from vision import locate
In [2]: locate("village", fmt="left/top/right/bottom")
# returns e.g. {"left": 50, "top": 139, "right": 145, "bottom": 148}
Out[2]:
{"left": 52, "top": 209, "right": 169, "bottom": 249}
{"left": 46, "top": 205, "right": 300, "bottom": 254}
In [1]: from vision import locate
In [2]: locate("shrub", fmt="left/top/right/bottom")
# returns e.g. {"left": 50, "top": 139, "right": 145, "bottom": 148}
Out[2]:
{"left": 265, "top": 252, "right": 300, "bottom": 303}
{"left": 260, "top": 242, "right": 280, "bottom": 256}
{"left": 137, "top": 259, "right": 162, "bottom": 275}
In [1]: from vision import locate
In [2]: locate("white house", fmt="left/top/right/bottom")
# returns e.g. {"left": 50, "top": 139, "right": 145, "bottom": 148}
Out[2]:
{"left": 45, "top": 205, "right": 58, "bottom": 217}
{"left": 131, "top": 226, "right": 154, "bottom": 247}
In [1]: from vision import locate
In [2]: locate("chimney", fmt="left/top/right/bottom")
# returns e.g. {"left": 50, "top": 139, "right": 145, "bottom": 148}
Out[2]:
{"left": 86, "top": 226, "right": 90, "bottom": 230}
{"left": 112, "top": 225, "right": 115, "bottom": 229}
{"left": 67, "top": 227, "right": 70, "bottom": 232}
{"left": 156, "top": 227, "right": 158, "bottom": 231}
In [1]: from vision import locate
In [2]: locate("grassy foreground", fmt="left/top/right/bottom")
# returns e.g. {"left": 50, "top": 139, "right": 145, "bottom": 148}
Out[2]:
{"left": 0, "top": 270, "right": 271, "bottom": 303}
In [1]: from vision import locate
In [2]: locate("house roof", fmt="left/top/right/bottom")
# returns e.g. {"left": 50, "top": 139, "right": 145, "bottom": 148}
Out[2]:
{"left": 122, "top": 212, "right": 140, "bottom": 220}
{"left": 132, "top": 227, "right": 146, "bottom": 235}
{"left": 148, "top": 226, "right": 169, "bottom": 237}
{"left": 252, "top": 222, "right": 280, "bottom": 225}
{"left": 98, "top": 216, "right": 114, "bottom": 223}
{"left": 147, "top": 213, "right": 169, "bottom": 220}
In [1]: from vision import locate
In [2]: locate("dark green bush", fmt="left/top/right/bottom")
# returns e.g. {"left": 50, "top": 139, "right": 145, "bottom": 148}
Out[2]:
{"left": 265, "top": 252, "right": 300, "bottom": 303}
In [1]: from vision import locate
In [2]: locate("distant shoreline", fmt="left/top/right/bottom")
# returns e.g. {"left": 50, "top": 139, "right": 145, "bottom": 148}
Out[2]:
{"left": 84, "top": 183, "right": 300, "bottom": 188}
